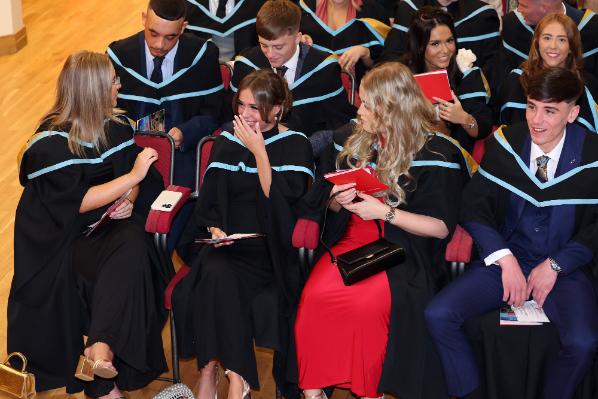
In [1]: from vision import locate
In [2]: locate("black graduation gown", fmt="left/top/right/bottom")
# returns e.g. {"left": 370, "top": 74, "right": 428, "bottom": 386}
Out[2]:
{"left": 496, "top": 68, "right": 598, "bottom": 134}
{"left": 298, "top": 127, "right": 475, "bottom": 399}
{"left": 498, "top": 4, "right": 598, "bottom": 87}
{"left": 381, "top": 0, "right": 500, "bottom": 78}
{"left": 451, "top": 66, "right": 493, "bottom": 152}
{"left": 9, "top": 117, "right": 166, "bottom": 394}
{"left": 184, "top": 0, "right": 265, "bottom": 59}
{"left": 230, "top": 43, "right": 356, "bottom": 135}
{"left": 107, "top": 32, "right": 223, "bottom": 187}
{"left": 299, "top": 0, "right": 390, "bottom": 82}
{"left": 460, "top": 123, "right": 598, "bottom": 399}
{"left": 172, "top": 127, "right": 314, "bottom": 388}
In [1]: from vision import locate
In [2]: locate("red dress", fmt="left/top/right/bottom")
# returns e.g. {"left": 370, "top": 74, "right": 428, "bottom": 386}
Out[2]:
{"left": 295, "top": 213, "right": 391, "bottom": 398}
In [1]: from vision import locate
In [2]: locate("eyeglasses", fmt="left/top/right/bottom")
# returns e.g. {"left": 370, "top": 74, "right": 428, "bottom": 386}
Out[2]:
{"left": 112, "top": 75, "right": 121, "bottom": 86}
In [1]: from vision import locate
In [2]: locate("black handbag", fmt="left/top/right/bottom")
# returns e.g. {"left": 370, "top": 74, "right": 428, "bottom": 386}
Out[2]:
{"left": 320, "top": 195, "right": 406, "bottom": 285}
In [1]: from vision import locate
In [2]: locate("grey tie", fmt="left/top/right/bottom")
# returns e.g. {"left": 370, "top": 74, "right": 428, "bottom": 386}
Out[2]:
{"left": 535, "top": 155, "right": 550, "bottom": 183}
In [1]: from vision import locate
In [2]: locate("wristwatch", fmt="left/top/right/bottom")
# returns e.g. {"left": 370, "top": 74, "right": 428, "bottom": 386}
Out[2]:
{"left": 464, "top": 114, "right": 476, "bottom": 129}
{"left": 384, "top": 206, "right": 396, "bottom": 223}
{"left": 548, "top": 257, "right": 562, "bottom": 274}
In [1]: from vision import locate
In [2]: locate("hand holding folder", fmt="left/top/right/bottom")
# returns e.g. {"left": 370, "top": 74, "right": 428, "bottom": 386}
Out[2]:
{"left": 324, "top": 168, "right": 388, "bottom": 195}
{"left": 413, "top": 69, "right": 452, "bottom": 104}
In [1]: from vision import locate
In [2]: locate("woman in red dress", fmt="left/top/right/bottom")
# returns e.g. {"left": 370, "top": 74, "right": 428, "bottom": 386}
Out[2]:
{"left": 295, "top": 62, "right": 469, "bottom": 399}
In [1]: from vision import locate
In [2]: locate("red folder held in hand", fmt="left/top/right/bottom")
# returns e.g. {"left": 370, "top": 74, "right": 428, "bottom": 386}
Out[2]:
{"left": 413, "top": 69, "right": 452, "bottom": 103}
{"left": 324, "top": 168, "right": 389, "bottom": 195}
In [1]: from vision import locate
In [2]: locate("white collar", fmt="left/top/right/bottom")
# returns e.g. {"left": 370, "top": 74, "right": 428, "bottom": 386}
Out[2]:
{"left": 530, "top": 128, "right": 566, "bottom": 164}
{"left": 282, "top": 44, "right": 300, "bottom": 72}
{"left": 144, "top": 40, "right": 179, "bottom": 64}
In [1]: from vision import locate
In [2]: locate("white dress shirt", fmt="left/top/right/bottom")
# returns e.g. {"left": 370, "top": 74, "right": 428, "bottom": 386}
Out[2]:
{"left": 274, "top": 44, "right": 300, "bottom": 84}
{"left": 209, "top": 0, "right": 235, "bottom": 15}
{"left": 144, "top": 40, "right": 179, "bottom": 81}
{"left": 483, "top": 129, "right": 567, "bottom": 266}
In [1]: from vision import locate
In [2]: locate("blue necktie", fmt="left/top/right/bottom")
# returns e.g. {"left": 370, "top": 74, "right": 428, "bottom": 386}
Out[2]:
{"left": 150, "top": 56, "right": 164, "bottom": 83}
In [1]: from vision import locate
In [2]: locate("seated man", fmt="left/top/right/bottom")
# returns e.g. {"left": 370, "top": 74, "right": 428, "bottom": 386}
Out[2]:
{"left": 497, "top": 0, "right": 598, "bottom": 85}
{"left": 425, "top": 67, "right": 598, "bottom": 399}
{"left": 230, "top": 0, "right": 356, "bottom": 137}
{"left": 184, "top": 0, "right": 266, "bottom": 62}
{"left": 108, "top": 0, "right": 224, "bottom": 249}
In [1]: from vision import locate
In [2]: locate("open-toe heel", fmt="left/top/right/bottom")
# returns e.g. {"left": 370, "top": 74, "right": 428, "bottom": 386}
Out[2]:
{"left": 304, "top": 390, "right": 328, "bottom": 399}
{"left": 74, "top": 355, "right": 118, "bottom": 381}
{"left": 225, "top": 369, "right": 251, "bottom": 399}
{"left": 92, "top": 359, "right": 118, "bottom": 379}
{"left": 74, "top": 356, "right": 94, "bottom": 381}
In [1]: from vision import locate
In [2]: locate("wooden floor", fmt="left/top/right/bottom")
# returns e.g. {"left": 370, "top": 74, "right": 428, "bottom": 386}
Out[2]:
{"left": 0, "top": 1, "right": 365, "bottom": 398}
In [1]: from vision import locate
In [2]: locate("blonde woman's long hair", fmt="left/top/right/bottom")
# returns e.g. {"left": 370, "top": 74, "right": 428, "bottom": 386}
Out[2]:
{"left": 337, "top": 62, "right": 436, "bottom": 206}
{"left": 39, "top": 51, "right": 122, "bottom": 156}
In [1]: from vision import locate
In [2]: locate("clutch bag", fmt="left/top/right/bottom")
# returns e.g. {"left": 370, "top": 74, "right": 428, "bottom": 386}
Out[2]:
{"left": 336, "top": 238, "right": 405, "bottom": 285}
{"left": 0, "top": 352, "right": 36, "bottom": 399}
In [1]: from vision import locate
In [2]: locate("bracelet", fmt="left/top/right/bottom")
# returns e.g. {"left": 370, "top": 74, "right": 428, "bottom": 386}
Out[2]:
{"left": 384, "top": 206, "right": 396, "bottom": 223}
{"left": 463, "top": 114, "right": 476, "bottom": 129}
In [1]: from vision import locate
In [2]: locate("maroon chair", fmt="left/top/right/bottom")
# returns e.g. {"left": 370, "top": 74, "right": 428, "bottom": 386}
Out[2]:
{"left": 220, "top": 62, "right": 233, "bottom": 91}
{"left": 340, "top": 70, "right": 357, "bottom": 106}
{"left": 135, "top": 131, "right": 193, "bottom": 383}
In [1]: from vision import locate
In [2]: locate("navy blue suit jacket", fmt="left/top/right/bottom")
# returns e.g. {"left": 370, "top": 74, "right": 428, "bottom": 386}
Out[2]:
{"left": 463, "top": 123, "right": 592, "bottom": 274}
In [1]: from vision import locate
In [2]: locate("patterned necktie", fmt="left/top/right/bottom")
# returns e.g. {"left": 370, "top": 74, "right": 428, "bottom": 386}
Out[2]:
{"left": 535, "top": 155, "right": 550, "bottom": 183}
{"left": 216, "top": 0, "right": 227, "bottom": 18}
{"left": 275, "top": 65, "right": 288, "bottom": 78}
{"left": 150, "top": 56, "right": 164, "bottom": 83}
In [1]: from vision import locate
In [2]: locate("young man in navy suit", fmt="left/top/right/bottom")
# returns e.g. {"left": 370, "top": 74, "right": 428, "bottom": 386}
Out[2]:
{"left": 425, "top": 67, "right": 598, "bottom": 399}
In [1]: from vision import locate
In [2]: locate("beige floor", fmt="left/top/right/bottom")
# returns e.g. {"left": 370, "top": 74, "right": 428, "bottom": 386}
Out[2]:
{"left": 0, "top": 1, "right": 367, "bottom": 398}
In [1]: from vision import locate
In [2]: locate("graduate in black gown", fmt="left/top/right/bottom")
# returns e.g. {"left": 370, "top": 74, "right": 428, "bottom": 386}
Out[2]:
{"left": 497, "top": 13, "right": 598, "bottom": 133}
{"left": 184, "top": 0, "right": 266, "bottom": 62}
{"left": 295, "top": 62, "right": 475, "bottom": 399}
{"left": 498, "top": 0, "right": 598, "bottom": 88}
{"left": 381, "top": 0, "right": 500, "bottom": 81}
{"left": 173, "top": 69, "right": 314, "bottom": 399}
{"left": 231, "top": 0, "right": 356, "bottom": 136}
{"left": 9, "top": 51, "right": 166, "bottom": 398}
{"left": 403, "top": 6, "right": 492, "bottom": 153}
{"left": 298, "top": 0, "right": 391, "bottom": 83}
{"left": 107, "top": 0, "right": 224, "bottom": 251}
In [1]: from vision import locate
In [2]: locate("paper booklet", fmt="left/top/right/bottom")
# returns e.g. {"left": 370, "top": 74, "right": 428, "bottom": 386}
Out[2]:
{"left": 500, "top": 300, "right": 551, "bottom": 326}
{"left": 84, "top": 189, "right": 132, "bottom": 237}
{"left": 195, "top": 233, "right": 266, "bottom": 245}
{"left": 413, "top": 69, "right": 452, "bottom": 104}
{"left": 136, "top": 109, "right": 165, "bottom": 132}
{"left": 324, "top": 168, "right": 389, "bottom": 195}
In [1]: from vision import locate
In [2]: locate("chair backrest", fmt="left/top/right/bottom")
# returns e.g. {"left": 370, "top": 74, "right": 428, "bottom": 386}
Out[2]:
{"left": 220, "top": 62, "right": 233, "bottom": 91}
{"left": 134, "top": 131, "right": 175, "bottom": 187}
{"left": 194, "top": 130, "right": 221, "bottom": 195}
{"left": 340, "top": 70, "right": 356, "bottom": 106}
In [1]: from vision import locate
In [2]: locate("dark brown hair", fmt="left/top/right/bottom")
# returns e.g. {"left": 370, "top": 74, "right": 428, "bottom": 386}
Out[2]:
{"left": 521, "top": 13, "right": 582, "bottom": 91}
{"left": 232, "top": 69, "right": 293, "bottom": 123}
{"left": 256, "top": 0, "right": 301, "bottom": 40}
{"left": 526, "top": 67, "right": 583, "bottom": 104}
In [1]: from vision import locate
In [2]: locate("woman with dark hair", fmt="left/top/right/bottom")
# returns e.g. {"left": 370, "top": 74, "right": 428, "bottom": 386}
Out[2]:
{"left": 403, "top": 5, "right": 493, "bottom": 152}
{"left": 295, "top": 62, "right": 472, "bottom": 399}
{"left": 174, "top": 69, "right": 314, "bottom": 399}
{"left": 9, "top": 51, "right": 166, "bottom": 399}
{"left": 496, "top": 12, "right": 598, "bottom": 133}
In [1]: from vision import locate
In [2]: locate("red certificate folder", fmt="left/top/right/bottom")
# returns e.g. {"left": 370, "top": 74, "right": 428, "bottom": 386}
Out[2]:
{"left": 324, "top": 168, "right": 389, "bottom": 195}
{"left": 413, "top": 69, "right": 452, "bottom": 103}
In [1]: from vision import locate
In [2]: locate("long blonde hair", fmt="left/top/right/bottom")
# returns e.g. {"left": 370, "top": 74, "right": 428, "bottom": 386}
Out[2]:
{"left": 39, "top": 51, "right": 122, "bottom": 156}
{"left": 337, "top": 62, "right": 436, "bottom": 206}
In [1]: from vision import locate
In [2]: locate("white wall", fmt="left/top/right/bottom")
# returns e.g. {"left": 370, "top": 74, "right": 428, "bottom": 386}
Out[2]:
{"left": 0, "top": 0, "right": 24, "bottom": 37}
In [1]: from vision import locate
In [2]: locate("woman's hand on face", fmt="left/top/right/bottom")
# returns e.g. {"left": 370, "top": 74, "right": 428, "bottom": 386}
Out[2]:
{"left": 331, "top": 183, "right": 357, "bottom": 205}
{"left": 339, "top": 46, "right": 369, "bottom": 71}
{"left": 433, "top": 92, "right": 468, "bottom": 125}
{"left": 131, "top": 147, "right": 158, "bottom": 182}
{"left": 233, "top": 115, "right": 267, "bottom": 157}
{"left": 109, "top": 198, "right": 134, "bottom": 219}
{"left": 209, "top": 227, "right": 233, "bottom": 247}
{"left": 342, "top": 192, "right": 388, "bottom": 220}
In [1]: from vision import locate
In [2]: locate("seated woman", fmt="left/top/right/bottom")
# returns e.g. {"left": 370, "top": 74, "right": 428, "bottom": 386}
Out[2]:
{"left": 173, "top": 69, "right": 314, "bottom": 399}
{"left": 496, "top": 12, "right": 598, "bottom": 133}
{"left": 294, "top": 62, "right": 471, "bottom": 399}
{"left": 403, "top": 6, "right": 493, "bottom": 153}
{"left": 299, "top": 0, "right": 391, "bottom": 82}
{"left": 9, "top": 51, "right": 166, "bottom": 399}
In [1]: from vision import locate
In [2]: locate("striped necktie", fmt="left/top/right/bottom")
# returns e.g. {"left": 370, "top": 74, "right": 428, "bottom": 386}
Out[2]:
{"left": 535, "top": 155, "right": 550, "bottom": 183}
